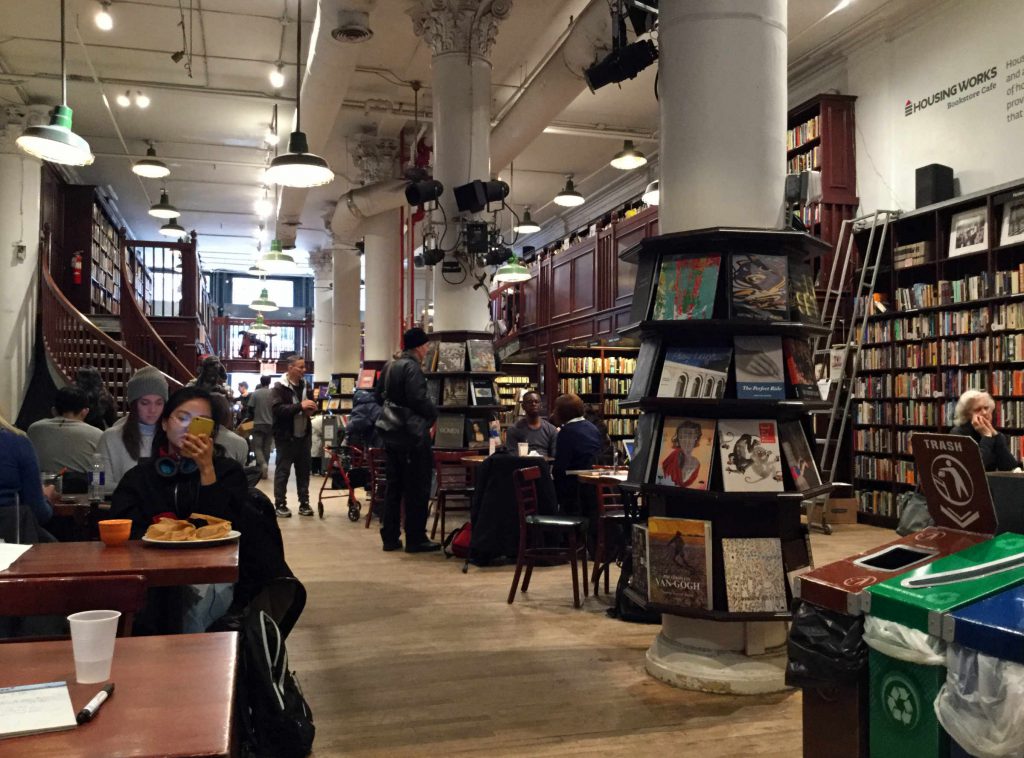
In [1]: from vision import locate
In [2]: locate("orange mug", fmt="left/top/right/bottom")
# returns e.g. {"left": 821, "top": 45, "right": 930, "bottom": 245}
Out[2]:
{"left": 97, "top": 519, "right": 132, "bottom": 547}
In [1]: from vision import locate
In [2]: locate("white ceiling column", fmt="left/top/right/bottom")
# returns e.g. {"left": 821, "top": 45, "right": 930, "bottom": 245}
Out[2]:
{"left": 410, "top": 0, "right": 511, "bottom": 333}
{"left": 309, "top": 248, "right": 334, "bottom": 382}
{"left": 331, "top": 243, "right": 362, "bottom": 374}
{"left": 645, "top": 0, "right": 790, "bottom": 696}
{"left": 361, "top": 211, "right": 401, "bottom": 362}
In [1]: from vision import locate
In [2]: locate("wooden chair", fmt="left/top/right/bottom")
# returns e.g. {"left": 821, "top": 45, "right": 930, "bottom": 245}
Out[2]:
{"left": 508, "top": 467, "right": 589, "bottom": 608}
{"left": 590, "top": 478, "right": 627, "bottom": 595}
{"left": 430, "top": 451, "right": 474, "bottom": 543}
{"left": 0, "top": 574, "right": 147, "bottom": 638}
{"left": 364, "top": 447, "right": 388, "bottom": 529}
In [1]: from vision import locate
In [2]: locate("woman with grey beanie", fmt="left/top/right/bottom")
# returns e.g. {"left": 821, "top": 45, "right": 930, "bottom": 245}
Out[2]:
{"left": 96, "top": 366, "right": 169, "bottom": 490}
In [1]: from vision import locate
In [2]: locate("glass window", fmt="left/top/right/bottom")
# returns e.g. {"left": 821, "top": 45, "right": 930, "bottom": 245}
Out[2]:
{"left": 232, "top": 277, "right": 294, "bottom": 307}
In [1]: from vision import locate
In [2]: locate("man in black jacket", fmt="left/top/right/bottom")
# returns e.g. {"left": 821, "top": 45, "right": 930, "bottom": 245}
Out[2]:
{"left": 376, "top": 328, "right": 440, "bottom": 553}
{"left": 271, "top": 355, "right": 318, "bottom": 518}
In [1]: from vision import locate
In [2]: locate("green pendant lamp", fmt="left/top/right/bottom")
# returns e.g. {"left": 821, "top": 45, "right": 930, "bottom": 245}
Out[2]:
{"left": 249, "top": 313, "right": 271, "bottom": 332}
{"left": 494, "top": 255, "right": 531, "bottom": 284}
{"left": 16, "top": 0, "right": 94, "bottom": 166}
{"left": 249, "top": 287, "right": 279, "bottom": 312}
{"left": 260, "top": 239, "right": 295, "bottom": 273}
{"left": 159, "top": 219, "right": 186, "bottom": 237}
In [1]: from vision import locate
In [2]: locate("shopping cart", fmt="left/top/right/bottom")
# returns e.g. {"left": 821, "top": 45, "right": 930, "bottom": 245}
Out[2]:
{"left": 316, "top": 443, "right": 366, "bottom": 521}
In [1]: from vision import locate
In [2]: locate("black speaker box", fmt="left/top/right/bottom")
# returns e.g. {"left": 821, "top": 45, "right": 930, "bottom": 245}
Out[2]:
{"left": 915, "top": 164, "right": 954, "bottom": 208}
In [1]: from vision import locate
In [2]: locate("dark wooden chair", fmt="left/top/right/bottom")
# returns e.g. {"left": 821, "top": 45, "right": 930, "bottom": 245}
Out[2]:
{"left": 590, "top": 478, "right": 627, "bottom": 595}
{"left": 0, "top": 574, "right": 147, "bottom": 638}
{"left": 509, "top": 467, "right": 589, "bottom": 608}
{"left": 364, "top": 447, "right": 388, "bottom": 529}
{"left": 430, "top": 451, "right": 474, "bottom": 543}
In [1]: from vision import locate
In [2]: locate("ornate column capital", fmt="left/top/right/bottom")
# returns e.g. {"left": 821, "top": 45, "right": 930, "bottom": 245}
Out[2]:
{"left": 309, "top": 248, "right": 334, "bottom": 280}
{"left": 0, "top": 105, "right": 52, "bottom": 155}
{"left": 409, "top": 0, "right": 512, "bottom": 59}
{"left": 351, "top": 135, "right": 399, "bottom": 185}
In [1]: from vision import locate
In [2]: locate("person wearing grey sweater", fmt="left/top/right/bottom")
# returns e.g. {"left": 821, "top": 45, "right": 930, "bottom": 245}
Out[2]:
{"left": 27, "top": 386, "right": 103, "bottom": 474}
{"left": 97, "top": 366, "right": 168, "bottom": 491}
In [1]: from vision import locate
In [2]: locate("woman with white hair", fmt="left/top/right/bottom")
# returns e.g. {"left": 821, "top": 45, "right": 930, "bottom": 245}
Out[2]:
{"left": 950, "top": 389, "right": 1021, "bottom": 471}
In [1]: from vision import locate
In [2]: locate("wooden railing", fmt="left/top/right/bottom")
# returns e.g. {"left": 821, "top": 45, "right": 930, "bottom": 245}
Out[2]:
{"left": 211, "top": 316, "right": 314, "bottom": 364}
{"left": 118, "top": 251, "right": 193, "bottom": 385}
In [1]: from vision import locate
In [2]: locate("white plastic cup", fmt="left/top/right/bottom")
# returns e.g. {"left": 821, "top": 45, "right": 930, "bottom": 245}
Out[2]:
{"left": 517, "top": 443, "right": 529, "bottom": 457}
{"left": 68, "top": 610, "right": 121, "bottom": 684}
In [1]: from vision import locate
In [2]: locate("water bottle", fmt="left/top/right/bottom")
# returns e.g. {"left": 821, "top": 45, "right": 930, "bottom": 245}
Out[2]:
{"left": 89, "top": 453, "right": 106, "bottom": 503}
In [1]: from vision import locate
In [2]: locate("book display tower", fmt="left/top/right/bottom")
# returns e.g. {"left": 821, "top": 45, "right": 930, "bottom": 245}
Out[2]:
{"left": 321, "top": 372, "right": 357, "bottom": 414}
{"left": 620, "top": 228, "right": 833, "bottom": 633}
{"left": 423, "top": 330, "right": 503, "bottom": 450}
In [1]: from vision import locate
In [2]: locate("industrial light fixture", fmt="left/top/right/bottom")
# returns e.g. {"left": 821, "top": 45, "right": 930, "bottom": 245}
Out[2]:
{"left": 148, "top": 190, "right": 180, "bottom": 219}
{"left": 254, "top": 188, "right": 273, "bottom": 218}
{"left": 584, "top": 39, "right": 658, "bottom": 92}
{"left": 95, "top": 1, "right": 113, "bottom": 30}
{"left": 453, "top": 179, "right": 509, "bottom": 213}
{"left": 249, "top": 287, "right": 279, "bottom": 312}
{"left": 249, "top": 313, "right": 271, "bottom": 332}
{"left": 514, "top": 207, "right": 541, "bottom": 234}
{"left": 269, "top": 63, "right": 285, "bottom": 89}
{"left": 553, "top": 176, "right": 585, "bottom": 207}
{"left": 159, "top": 219, "right": 186, "bottom": 237}
{"left": 135, "top": 91, "right": 150, "bottom": 109}
{"left": 248, "top": 261, "right": 267, "bottom": 275}
{"left": 116, "top": 90, "right": 131, "bottom": 107}
{"left": 610, "top": 140, "right": 647, "bottom": 170}
{"left": 642, "top": 179, "right": 660, "bottom": 206}
{"left": 494, "top": 256, "right": 531, "bottom": 284}
{"left": 265, "top": 1, "right": 334, "bottom": 188}
{"left": 404, "top": 179, "right": 444, "bottom": 206}
{"left": 132, "top": 144, "right": 170, "bottom": 178}
{"left": 16, "top": 0, "right": 94, "bottom": 166}
{"left": 260, "top": 239, "right": 295, "bottom": 272}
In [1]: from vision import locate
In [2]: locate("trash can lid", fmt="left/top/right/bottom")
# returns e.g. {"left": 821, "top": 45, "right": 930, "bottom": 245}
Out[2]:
{"left": 945, "top": 583, "right": 1024, "bottom": 664}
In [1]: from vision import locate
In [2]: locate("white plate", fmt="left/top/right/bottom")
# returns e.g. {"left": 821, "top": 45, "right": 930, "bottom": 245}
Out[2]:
{"left": 141, "top": 530, "right": 241, "bottom": 548}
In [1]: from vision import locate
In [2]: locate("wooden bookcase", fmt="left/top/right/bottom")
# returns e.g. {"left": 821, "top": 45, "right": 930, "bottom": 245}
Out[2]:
{"left": 852, "top": 178, "right": 1024, "bottom": 527}
{"left": 62, "top": 185, "right": 124, "bottom": 315}
{"left": 495, "top": 368, "right": 536, "bottom": 427}
{"left": 553, "top": 345, "right": 640, "bottom": 439}
{"left": 620, "top": 228, "right": 833, "bottom": 620}
{"left": 427, "top": 330, "right": 504, "bottom": 450}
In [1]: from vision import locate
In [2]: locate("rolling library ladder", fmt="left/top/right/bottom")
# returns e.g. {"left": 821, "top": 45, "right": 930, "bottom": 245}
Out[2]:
{"left": 808, "top": 210, "right": 900, "bottom": 533}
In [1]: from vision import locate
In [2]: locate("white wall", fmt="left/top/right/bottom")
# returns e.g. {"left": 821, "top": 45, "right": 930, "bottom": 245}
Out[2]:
{"left": 800, "top": 0, "right": 1024, "bottom": 213}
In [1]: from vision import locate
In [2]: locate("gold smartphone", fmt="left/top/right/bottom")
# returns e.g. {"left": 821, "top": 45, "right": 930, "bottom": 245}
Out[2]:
{"left": 187, "top": 416, "right": 215, "bottom": 438}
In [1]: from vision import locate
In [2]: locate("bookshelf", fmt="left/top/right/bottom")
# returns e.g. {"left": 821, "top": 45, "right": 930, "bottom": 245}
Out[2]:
{"left": 553, "top": 345, "right": 640, "bottom": 439}
{"left": 852, "top": 179, "right": 1024, "bottom": 527}
{"left": 425, "top": 330, "right": 503, "bottom": 450}
{"left": 62, "top": 185, "right": 131, "bottom": 316}
{"left": 321, "top": 372, "right": 357, "bottom": 414}
{"left": 495, "top": 371, "right": 534, "bottom": 427}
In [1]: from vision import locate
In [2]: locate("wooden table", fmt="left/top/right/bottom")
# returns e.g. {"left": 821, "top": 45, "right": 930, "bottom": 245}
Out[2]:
{"left": 567, "top": 469, "right": 629, "bottom": 482}
{"left": 462, "top": 455, "right": 553, "bottom": 465}
{"left": 1, "top": 541, "right": 239, "bottom": 587}
{"left": 0, "top": 632, "right": 237, "bottom": 757}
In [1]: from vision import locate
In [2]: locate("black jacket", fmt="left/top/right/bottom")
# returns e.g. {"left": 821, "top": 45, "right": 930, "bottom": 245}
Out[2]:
{"left": 346, "top": 388, "right": 383, "bottom": 449}
{"left": 377, "top": 352, "right": 438, "bottom": 446}
{"left": 271, "top": 379, "right": 312, "bottom": 444}
{"left": 470, "top": 451, "right": 556, "bottom": 561}
{"left": 950, "top": 424, "right": 1021, "bottom": 472}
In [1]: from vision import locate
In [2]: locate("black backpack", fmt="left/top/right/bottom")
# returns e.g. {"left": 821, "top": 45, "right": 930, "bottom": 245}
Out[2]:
{"left": 237, "top": 608, "right": 315, "bottom": 758}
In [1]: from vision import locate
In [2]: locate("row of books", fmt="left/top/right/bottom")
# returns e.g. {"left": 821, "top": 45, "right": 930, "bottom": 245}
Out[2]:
{"left": 427, "top": 377, "right": 496, "bottom": 407}
{"left": 993, "top": 302, "right": 1024, "bottom": 331}
{"left": 422, "top": 339, "right": 496, "bottom": 373}
{"left": 855, "top": 402, "right": 893, "bottom": 425}
{"left": 605, "top": 418, "right": 637, "bottom": 437}
{"left": 635, "top": 252, "right": 820, "bottom": 325}
{"left": 940, "top": 337, "right": 990, "bottom": 365}
{"left": 893, "top": 371, "right": 942, "bottom": 397}
{"left": 799, "top": 203, "right": 822, "bottom": 226}
{"left": 993, "top": 401, "right": 1024, "bottom": 429}
{"left": 787, "top": 115, "right": 820, "bottom": 150}
{"left": 859, "top": 346, "right": 892, "bottom": 371}
{"left": 603, "top": 377, "right": 632, "bottom": 395}
{"left": 990, "top": 333, "right": 1024, "bottom": 362}
{"left": 558, "top": 377, "right": 594, "bottom": 394}
{"left": 893, "top": 341, "right": 940, "bottom": 369}
{"left": 602, "top": 399, "right": 642, "bottom": 415}
{"left": 640, "top": 417, "right": 820, "bottom": 494}
{"left": 858, "top": 490, "right": 900, "bottom": 518}
{"left": 556, "top": 356, "right": 636, "bottom": 374}
{"left": 993, "top": 369, "right": 1024, "bottom": 396}
{"left": 434, "top": 414, "right": 494, "bottom": 450}
{"left": 633, "top": 521, "right": 789, "bottom": 614}
{"left": 329, "top": 376, "right": 356, "bottom": 396}
{"left": 786, "top": 146, "right": 821, "bottom": 174}
{"left": 854, "top": 428, "right": 892, "bottom": 454}
{"left": 896, "top": 400, "right": 943, "bottom": 427}
{"left": 854, "top": 456, "right": 915, "bottom": 484}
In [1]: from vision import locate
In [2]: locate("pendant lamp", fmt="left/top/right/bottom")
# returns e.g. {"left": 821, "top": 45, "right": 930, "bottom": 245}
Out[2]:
{"left": 260, "top": 239, "right": 295, "bottom": 273}
{"left": 609, "top": 140, "right": 647, "bottom": 170}
{"left": 249, "top": 288, "right": 279, "bottom": 312}
{"left": 159, "top": 220, "right": 186, "bottom": 237}
{"left": 16, "top": 0, "right": 94, "bottom": 166}
{"left": 149, "top": 190, "right": 180, "bottom": 219}
{"left": 264, "top": 2, "right": 334, "bottom": 188}
{"left": 513, "top": 207, "right": 541, "bottom": 234}
{"left": 642, "top": 179, "right": 660, "bottom": 206}
{"left": 132, "top": 144, "right": 170, "bottom": 178}
{"left": 553, "top": 177, "right": 585, "bottom": 208}
{"left": 249, "top": 313, "right": 271, "bottom": 332}
{"left": 494, "top": 256, "right": 531, "bottom": 284}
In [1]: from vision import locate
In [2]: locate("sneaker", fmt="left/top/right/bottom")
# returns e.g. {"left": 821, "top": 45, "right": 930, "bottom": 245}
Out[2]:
{"left": 382, "top": 540, "right": 403, "bottom": 552}
{"left": 275, "top": 504, "right": 292, "bottom": 518}
{"left": 298, "top": 504, "right": 315, "bottom": 518}
{"left": 405, "top": 540, "right": 442, "bottom": 554}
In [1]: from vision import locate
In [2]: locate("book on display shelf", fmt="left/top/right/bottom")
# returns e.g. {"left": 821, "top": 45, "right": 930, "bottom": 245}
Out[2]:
{"left": 778, "top": 420, "right": 822, "bottom": 491}
{"left": 464, "top": 418, "right": 489, "bottom": 449}
{"left": 436, "top": 342, "right": 467, "bottom": 372}
{"left": 733, "top": 336, "right": 785, "bottom": 399}
{"left": 729, "top": 253, "right": 789, "bottom": 321}
{"left": 470, "top": 379, "right": 496, "bottom": 405}
{"left": 435, "top": 414, "right": 465, "bottom": 448}
{"left": 788, "top": 262, "right": 820, "bottom": 325}
{"left": 357, "top": 369, "right": 376, "bottom": 389}
{"left": 782, "top": 337, "right": 818, "bottom": 399}
{"left": 652, "top": 417, "right": 716, "bottom": 490}
{"left": 721, "top": 537, "right": 788, "bottom": 613}
{"left": 717, "top": 419, "right": 785, "bottom": 493}
{"left": 651, "top": 254, "right": 721, "bottom": 321}
{"left": 626, "top": 338, "right": 661, "bottom": 402}
{"left": 630, "top": 254, "right": 659, "bottom": 323}
{"left": 426, "top": 378, "right": 442, "bottom": 406}
{"left": 646, "top": 517, "right": 713, "bottom": 610}
{"left": 466, "top": 339, "right": 496, "bottom": 372}
{"left": 656, "top": 346, "right": 732, "bottom": 400}
{"left": 442, "top": 377, "right": 469, "bottom": 406}
{"left": 422, "top": 342, "right": 439, "bottom": 372}
{"left": 631, "top": 525, "right": 650, "bottom": 599}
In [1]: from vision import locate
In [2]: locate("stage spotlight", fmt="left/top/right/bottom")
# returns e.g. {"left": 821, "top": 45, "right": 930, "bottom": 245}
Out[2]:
{"left": 404, "top": 179, "right": 444, "bottom": 206}
{"left": 453, "top": 179, "right": 509, "bottom": 213}
{"left": 584, "top": 39, "right": 658, "bottom": 92}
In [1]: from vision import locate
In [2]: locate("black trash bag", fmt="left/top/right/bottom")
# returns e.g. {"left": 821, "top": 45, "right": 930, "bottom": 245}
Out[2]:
{"left": 785, "top": 599, "right": 867, "bottom": 688}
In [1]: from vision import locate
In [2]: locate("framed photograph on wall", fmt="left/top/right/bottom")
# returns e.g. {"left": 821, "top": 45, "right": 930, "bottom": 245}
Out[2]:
{"left": 1000, "top": 199, "right": 1024, "bottom": 246}
{"left": 948, "top": 207, "right": 988, "bottom": 257}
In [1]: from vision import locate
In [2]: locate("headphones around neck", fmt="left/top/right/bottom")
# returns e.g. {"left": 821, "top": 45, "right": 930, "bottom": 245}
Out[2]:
{"left": 154, "top": 447, "right": 199, "bottom": 478}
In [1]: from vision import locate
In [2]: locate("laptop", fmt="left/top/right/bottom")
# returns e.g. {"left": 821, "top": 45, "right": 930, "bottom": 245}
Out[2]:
{"left": 621, "top": 439, "right": 636, "bottom": 462}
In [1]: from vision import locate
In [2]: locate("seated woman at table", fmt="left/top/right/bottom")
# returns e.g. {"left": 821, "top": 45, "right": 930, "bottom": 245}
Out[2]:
{"left": 551, "top": 393, "right": 604, "bottom": 516}
{"left": 0, "top": 417, "right": 54, "bottom": 529}
{"left": 950, "top": 389, "right": 1023, "bottom": 472}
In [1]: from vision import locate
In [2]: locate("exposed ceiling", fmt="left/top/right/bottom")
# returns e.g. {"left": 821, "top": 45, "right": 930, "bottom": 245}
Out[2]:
{"left": 0, "top": 0, "right": 930, "bottom": 274}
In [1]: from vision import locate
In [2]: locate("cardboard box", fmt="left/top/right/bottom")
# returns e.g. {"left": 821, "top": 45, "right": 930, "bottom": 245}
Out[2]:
{"left": 826, "top": 498, "right": 859, "bottom": 524}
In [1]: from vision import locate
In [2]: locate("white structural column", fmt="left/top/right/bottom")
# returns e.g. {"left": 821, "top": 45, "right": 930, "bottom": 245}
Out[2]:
{"left": 410, "top": 0, "right": 511, "bottom": 332}
{"left": 646, "top": 0, "right": 790, "bottom": 695}
{"left": 309, "top": 249, "right": 334, "bottom": 382}
{"left": 362, "top": 212, "right": 402, "bottom": 361}
{"left": 331, "top": 243, "right": 362, "bottom": 373}
{"left": 0, "top": 106, "right": 45, "bottom": 422}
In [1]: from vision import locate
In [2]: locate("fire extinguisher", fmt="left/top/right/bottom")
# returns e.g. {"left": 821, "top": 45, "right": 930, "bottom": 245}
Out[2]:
{"left": 72, "top": 252, "right": 83, "bottom": 285}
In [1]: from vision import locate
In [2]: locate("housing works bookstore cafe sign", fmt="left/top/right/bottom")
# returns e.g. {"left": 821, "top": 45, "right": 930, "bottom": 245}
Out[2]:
{"left": 901, "top": 56, "right": 1024, "bottom": 124}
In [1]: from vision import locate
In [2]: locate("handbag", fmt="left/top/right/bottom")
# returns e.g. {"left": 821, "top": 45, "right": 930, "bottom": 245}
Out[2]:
{"left": 375, "top": 361, "right": 430, "bottom": 446}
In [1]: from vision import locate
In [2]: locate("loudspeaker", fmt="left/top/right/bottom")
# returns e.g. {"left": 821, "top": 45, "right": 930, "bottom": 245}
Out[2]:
{"left": 915, "top": 164, "right": 954, "bottom": 209}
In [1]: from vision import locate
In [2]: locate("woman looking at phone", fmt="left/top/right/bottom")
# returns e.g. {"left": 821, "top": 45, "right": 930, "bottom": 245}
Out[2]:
{"left": 950, "top": 389, "right": 1022, "bottom": 472}
{"left": 110, "top": 387, "right": 248, "bottom": 538}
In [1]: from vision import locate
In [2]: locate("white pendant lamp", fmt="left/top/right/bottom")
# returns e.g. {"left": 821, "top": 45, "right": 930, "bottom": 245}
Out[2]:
{"left": 494, "top": 256, "right": 531, "bottom": 284}
{"left": 249, "top": 288, "right": 279, "bottom": 312}
{"left": 132, "top": 144, "right": 170, "bottom": 178}
{"left": 642, "top": 179, "right": 660, "bottom": 206}
{"left": 264, "top": 2, "right": 334, "bottom": 188}
{"left": 149, "top": 190, "right": 180, "bottom": 219}
{"left": 514, "top": 207, "right": 541, "bottom": 234}
{"left": 16, "top": 0, "right": 94, "bottom": 166}
{"left": 260, "top": 239, "right": 295, "bottom": 273}
{"left": 554, "top": 176, "right": 585, "bottom": 207}
{"left": 254, "top": 188, "right": 274, "bottom": 218}
{"left": 610, "top": 140, "right": 648, "bottom": 170}
{"left": 159, "top": 220, "right": 186, "bottom": 238}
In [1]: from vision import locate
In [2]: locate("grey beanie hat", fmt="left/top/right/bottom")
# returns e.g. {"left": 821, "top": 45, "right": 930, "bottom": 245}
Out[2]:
{"left": 127, "top": 366, "right": 169, "bottom": 404}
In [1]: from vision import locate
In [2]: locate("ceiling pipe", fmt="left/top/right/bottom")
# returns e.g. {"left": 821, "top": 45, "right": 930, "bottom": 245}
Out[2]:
{"left": 274, "top": 0, "right": 370, "bottom": 246}
{"left": 328, "top": 179, "right": 408, "bottom": 244}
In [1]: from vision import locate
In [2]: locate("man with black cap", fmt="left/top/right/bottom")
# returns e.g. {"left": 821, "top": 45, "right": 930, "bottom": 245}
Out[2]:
{"left": 375, "top": 327, "right": 440, "bottom": 553}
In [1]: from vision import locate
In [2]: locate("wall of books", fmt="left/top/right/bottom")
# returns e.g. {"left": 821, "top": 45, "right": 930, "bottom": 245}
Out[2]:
{"left": 621, "top": 228, "right": 831, "bottom": 619}
{"left": 422, "top": 333, "right": 502, "bottom": 450}
{"left": 554, "top": 346, "right": 639, "bottom": 439}
{"left": 852, "top": 180, "right": 1024, "bottom": 525}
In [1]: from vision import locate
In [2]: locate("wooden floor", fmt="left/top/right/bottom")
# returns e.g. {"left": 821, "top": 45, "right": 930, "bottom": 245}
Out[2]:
{"left": 262, "top": 473, "right": 888, "bottom": 758}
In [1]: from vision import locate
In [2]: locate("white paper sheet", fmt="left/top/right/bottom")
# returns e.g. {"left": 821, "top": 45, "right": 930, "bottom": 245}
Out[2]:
{"left": 0, "top": 681, "right": 77, "bottom": 739}
{"left": 0, "top": 542, "right": 31, "bottom": 572}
